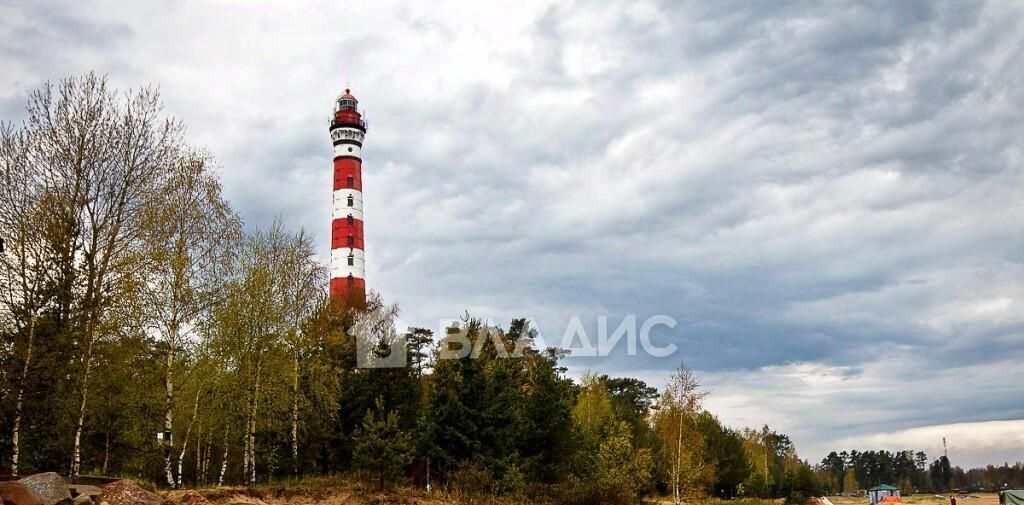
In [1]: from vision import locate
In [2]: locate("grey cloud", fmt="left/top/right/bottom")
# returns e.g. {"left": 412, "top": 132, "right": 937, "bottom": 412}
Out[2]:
{"left": 2, "top": 0, "right": 1023, "bottom": 467}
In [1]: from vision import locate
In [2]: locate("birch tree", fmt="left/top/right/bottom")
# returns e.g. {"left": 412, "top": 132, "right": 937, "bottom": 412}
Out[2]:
{"left": 139, "top": 153, "right": 240, "bottom": 487}
{"left": 208, "top": 221, "right": 308, "bottom": 485}
{"left": 277, "top": 229, "right": 326, "bottom": 477}
{"left": 13, "top": 73, "right": 181, "bottom": 478}
{"left": 0, "top": 121, "right": 51, "bottom": 477}
{"left": 655, "top": 365, "right": 709, "bottom": 505}
{"left": 186, "top": 345, "right": 240, "bottom": 487}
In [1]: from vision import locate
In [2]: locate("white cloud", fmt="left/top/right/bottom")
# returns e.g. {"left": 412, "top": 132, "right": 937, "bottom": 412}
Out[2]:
{"left": 703, "top": 356, "right": 1024, "bottom": 467}
{"left": 839, "top": 420, "right": 1024, "bottom": 469}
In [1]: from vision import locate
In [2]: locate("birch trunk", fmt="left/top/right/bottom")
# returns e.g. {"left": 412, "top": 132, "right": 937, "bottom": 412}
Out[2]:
{"left": 674, "top": 410, "right": 683, "bottom": 505}
{"left": 102, "top": 431, "right": 110, "bottom": 475}
{"left": 163, "top": 319, "right": 178, "bottom": 487}
{"left": 217, "top": 426, "right": 230, "bottom": 487}
{"left": 247, "top": 362, "right": 262, "bottom": 486}
{"left": 199, "top": 429, "right": 210, "bottom": 485}
{"left": 176, "top": 388, "right": 200, "bottom": 488}
{"left": 291, "top": 349, "right": 300, "bottom": 477}
{"left": 11, "top": 313, "right": 36, "bottom": 478}
{"left": 70, "top": 315, "right": 98, "bottom": 480}
{"left": 204, "top": 432, "right": 212, "bottom": 484}
{"left": 194, "top": 427, "right": 202, "bottom": 486}
{"left": 241, "top": 417, "right": 249, "bottom": 483}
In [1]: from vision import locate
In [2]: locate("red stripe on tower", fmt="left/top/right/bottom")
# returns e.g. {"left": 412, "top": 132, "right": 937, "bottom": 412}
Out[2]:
{"left": 329, "top": 88, "right": 367, "bottom": 304}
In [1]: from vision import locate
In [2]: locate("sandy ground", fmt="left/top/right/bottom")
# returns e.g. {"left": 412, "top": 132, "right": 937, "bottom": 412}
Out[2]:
{"left": 165, "top": 484, "right": 526, "bottom": 505}
{"left": 166, "top": 484, "right": 1004, "bottom": 505}
{"left": 651, "top": 494, "right": 1002, "bottom": 505}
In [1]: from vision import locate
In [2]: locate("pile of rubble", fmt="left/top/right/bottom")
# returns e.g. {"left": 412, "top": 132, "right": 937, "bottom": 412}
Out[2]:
{"left": 0, "top": 473, "right": 207, "bottom": 505}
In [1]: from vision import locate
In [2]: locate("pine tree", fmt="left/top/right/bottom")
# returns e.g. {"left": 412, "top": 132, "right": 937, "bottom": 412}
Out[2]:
{"left": 518, "top": 346, "right": 574, "bottom": 483}
{"left": 697, "top": 412, "right": 752, "bottom": 498}
{"left": 352, "top": 399, "right": 413, "bottom": 491}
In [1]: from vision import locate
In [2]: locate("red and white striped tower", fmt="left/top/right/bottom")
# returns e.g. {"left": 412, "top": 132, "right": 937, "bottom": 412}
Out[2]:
{"left": 329, "top": 88, "right": 367, "bottom": 303}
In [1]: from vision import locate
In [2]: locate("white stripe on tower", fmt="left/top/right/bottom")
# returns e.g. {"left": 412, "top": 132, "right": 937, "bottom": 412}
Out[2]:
{"left": 330, "top": 248, "right": 366, "bottom": 278}
{"left": 332, "top": 189, "right": 363, "bottom": 221}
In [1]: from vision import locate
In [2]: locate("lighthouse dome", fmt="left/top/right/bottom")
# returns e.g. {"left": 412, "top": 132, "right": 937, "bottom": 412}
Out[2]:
{"left": 336, "top": 88, "right": 358, "bottom": 111}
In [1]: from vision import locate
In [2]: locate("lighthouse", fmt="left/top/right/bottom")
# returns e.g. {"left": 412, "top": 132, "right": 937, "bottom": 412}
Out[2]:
{"left": 329, "top": 88, "right": 367, "bottom": 304}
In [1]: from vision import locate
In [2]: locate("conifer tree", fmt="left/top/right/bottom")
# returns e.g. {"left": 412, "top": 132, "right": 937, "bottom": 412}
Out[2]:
{"left": 353, "top": 399, "right": 413, "bottom": 491}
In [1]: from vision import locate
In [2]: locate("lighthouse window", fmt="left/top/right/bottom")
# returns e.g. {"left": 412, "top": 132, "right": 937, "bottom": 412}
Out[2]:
{"left": 347, "top": 255, "right": 354, "bottom": 266}
{"left": 347, "top": 146, "right": 354, "bottom": 153}
{"left": 347, "top": 214, "right": 354, "bottom": 225}
{"left": 347, "top": 195, "right": 354, "bottom": 207}
{"left": 347, "top": 176, "right": 354, "bottom": 188}
{"left": 347, "top": 235, "right": 354, "bottom": 247}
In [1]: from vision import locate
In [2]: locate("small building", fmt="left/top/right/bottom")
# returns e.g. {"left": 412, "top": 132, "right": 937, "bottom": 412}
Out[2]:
{"left": 868, "top": 484, "right": 901, "bottom": 505}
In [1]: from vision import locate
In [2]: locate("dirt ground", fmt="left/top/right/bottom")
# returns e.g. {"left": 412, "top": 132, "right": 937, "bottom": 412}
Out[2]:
{"left": 165, "top": 483, "right": 1004, "bottom": 505}
{"left": 654, "top": 494, "right": 1002, "bottom": 505}
{"left": 164, "top": 481, "right": 533, "bottom": 505}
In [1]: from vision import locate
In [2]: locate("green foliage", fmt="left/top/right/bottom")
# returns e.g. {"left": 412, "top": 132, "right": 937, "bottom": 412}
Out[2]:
{"left": 600, "top": 375, "right": 657, "bottom": 443}
{"left": 843, "top": 468, "right": 861, "bottom": 493}
{"left": 424, "top": 318, "right": 576, "bottom": 489}
{"left": 818, "top": 448, "right": 968, "bottom": 494}
{"left": 744, "top": 472, "right": 770, "bottom": 498}
{"left": 566, "top": 372, "right": 656, "bottom": 504}
{"left": 493, "top": 463, "right": 526, "bottom": 496}
{"left": 594, "top": 422, "right": 654, "bottom": 503}
{"left": 698, "top": 411, "right": 752, "bottom": 498}
{"left": 426, "top": 329, "right": 484, "bottom": 474}
{"left": 516, "top": 346, "right": 575, "bottom": 483}
{"left": 552, "top": 421, "right": 653, "bottom": 505}
{"left": 352, "top": 399, "right": 414, "bottom": 491}
{"left": 782, "top": 464, "right": 822, "bottom": 503}
{"left": 572, "top": 374, "right": 616, "bottom": 450}
{"left": 930, "top": 455, "right": 953, "bottom": 492}
{"left": 654, "top": 366, "right": 711, "bottom": 502}
{"left": 738, "top": 426, "right": 813, "bottom": 499}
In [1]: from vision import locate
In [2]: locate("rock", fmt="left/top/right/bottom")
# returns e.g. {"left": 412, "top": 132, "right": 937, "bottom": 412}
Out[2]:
{"left": 18, "top": 473, "right": 72, "bottom": 505}
{"left": 95, "top": 481, "right": 166, "bottom": 505}
{"left": 67, "top": 487, "right": 100, "bottom": 500}
{"left": 178, "top": 491, "right": 208, "bottom": 505}
{"left": 0, "top": 481, "right": 45, "bottom": 505}
{"left": 71, "top": 496, "right": 91, "bottom": 505}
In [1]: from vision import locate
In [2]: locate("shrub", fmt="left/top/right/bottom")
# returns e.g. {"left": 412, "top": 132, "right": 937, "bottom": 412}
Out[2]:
{"left": 449, "top": 462, "right": 493, "bottom": 496}
{"left": 494, "top": 464, "right": 527, "bottom": 496}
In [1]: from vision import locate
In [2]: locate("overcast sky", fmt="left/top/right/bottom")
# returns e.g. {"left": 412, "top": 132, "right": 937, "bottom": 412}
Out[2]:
{"left": 2, "top": 0, "right": 1023, "bottom": 468}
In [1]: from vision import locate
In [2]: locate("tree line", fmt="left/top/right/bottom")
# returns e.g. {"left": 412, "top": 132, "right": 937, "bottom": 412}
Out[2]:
{"left": 818, "top": 450, "right": 1024, "bottom": 494}
{"left": 2, "top": 73, "right": 830, "bottom": 504}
